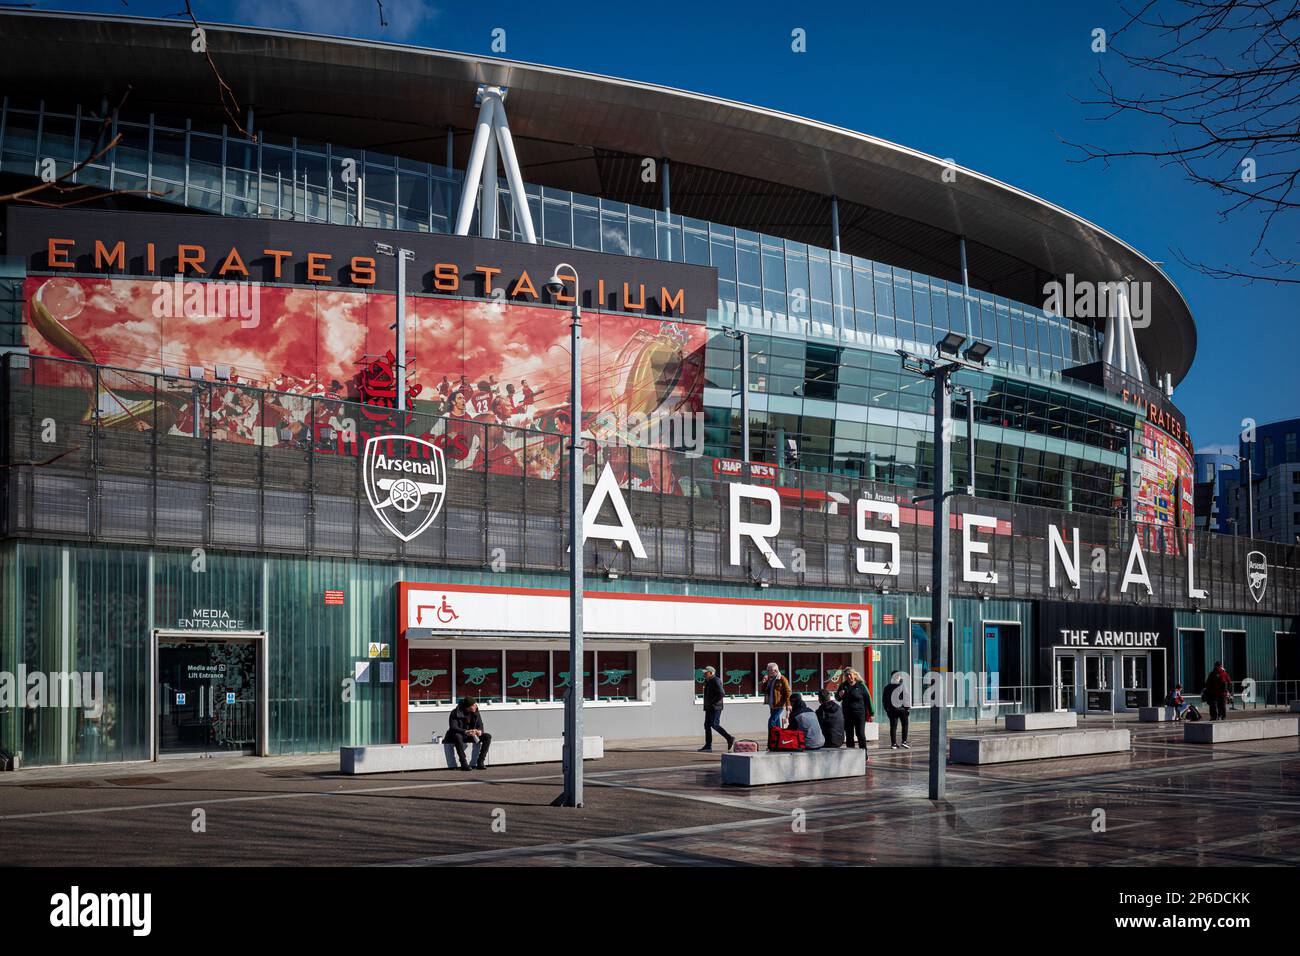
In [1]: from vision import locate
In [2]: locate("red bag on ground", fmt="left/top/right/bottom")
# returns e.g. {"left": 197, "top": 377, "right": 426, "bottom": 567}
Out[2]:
{"left": 768, "top": 726, "right": 806, "bottom": 751}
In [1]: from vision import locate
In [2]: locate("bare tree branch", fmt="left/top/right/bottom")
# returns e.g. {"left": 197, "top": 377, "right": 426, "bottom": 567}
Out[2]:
{"left": 1065, "top": 1, "right": 1300, "bottom": 283}
{"left": 0, "top": 86, "right": 167, "bottom": 208}
{"left": 179, "top": 0, "right": 255, "bottom": 140}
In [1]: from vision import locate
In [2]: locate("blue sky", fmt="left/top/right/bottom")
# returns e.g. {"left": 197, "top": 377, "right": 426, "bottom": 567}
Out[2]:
{"left": 44, "top": 0, "right": 1300, "bottom": 450}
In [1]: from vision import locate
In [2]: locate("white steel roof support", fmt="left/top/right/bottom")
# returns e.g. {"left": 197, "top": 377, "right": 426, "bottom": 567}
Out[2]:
{"left": 452, "top": 86, "right": 538, "bottom": 243}
{"left": 487, "top": 89, "right": 537, "bottom": 243}
{"left": 481, "top": 110, "right": 499, "bottom": 240}
{"left": 1118, "top": 282, "right": 1145, "bottom": 383}
{"left": 453, "top": 92, "right": 497, "bottom": 236}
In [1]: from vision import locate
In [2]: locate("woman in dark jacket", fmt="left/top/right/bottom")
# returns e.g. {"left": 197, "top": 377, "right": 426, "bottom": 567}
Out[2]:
{"left": 835, "top": 668, "right": 873, "bottom": 752}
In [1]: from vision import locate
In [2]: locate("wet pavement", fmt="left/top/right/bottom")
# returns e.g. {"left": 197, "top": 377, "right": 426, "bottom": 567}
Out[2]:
{"left": 1, "top": 712, "right": 1296, "bottom": 866}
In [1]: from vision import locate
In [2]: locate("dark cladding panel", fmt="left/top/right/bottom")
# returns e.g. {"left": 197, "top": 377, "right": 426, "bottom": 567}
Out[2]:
{"left": 4, "top": 206, "right": 718, "bottom": 322}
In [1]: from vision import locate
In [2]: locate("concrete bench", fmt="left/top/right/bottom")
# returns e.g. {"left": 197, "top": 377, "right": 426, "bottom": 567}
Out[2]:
{"left": 721, "top": 747, "right": 866, "bottom": 786}
{"left": 950, "top": 729, "right": 1130, "bottom": 765}
{"left": 1005, "top": 712, "right": 1078, "bottom": 731}
{"left": 1183, "top": 717, "right": 1299, "bottom": 744}
{"left": 340, "top": 736, "right": 604, "bottom": 774}
{"left": 1138, "top": 706, "right": 1179, "bottom": 722}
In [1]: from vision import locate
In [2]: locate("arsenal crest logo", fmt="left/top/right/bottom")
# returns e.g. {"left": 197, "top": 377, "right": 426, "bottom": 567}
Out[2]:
{"left": 1246, "top": 550, "right": 1268, "bottom": 604}
{"left": 363, "top": 435, "right": 447, "bottom": 542}
{"left": 848, "top": 612, "right": 863, "bottom": 635}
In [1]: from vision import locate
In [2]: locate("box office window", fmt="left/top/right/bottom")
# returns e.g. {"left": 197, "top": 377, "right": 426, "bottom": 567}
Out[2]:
{"left": 700, "top": 650, "right": 857, "bottom": 699}
{"left": 823, "top": 655, "right": 852, "bottom": 692}
{"left": 790, "top": 653, "right": 822, "bottom": 694}
{"left": 554, "top": 650, "right": 595, "bottom": 701}
{"left": 721, "top": 652, "right": 757, "bottom": 697}
{"left": 596, "top": 650, "right": 637, "bottom": 701}
{"left": 504, "top": 650, "right": 550, "bottom": 702}
{"left": 409, "top": 648, "right": 453, "bottom": 705}
{"left": 455, "top": 649, "right": 503, "bottom": 703}
{"left": 694, "top": 651, "right": 722, "bottom": 693}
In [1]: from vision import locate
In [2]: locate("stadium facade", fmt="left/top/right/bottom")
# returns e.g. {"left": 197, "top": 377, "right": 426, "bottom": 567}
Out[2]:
{"left": 0, "top": 11, "right": 1295, "bottom": 768}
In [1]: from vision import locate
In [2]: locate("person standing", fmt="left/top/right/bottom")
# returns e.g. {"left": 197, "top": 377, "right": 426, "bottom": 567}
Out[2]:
{"left": 698, "top": 665, "right": 735, "bottom": 752}
{"left": 836, "top": 667, "right": 874, "bottom": 753}
{"left": 445, "top": 697, "right": 492, "bottom": 770}
{"left": 761, "top": 661, "right": 791, "bottom": 729}
{"left": 1202, "top": 661, "right": 1232, "bottom": 721}
{"left": 882, "top": 670, "right": 912, "bottom": 749}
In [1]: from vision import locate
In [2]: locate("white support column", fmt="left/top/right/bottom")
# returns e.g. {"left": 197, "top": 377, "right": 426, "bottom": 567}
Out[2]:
{"left": 481, "top": 117, "right": 499, "bottom": 240}
{"left": 1103, "top": 311, "right": 1117, "bottom": 365}
{"left": 488, "top": 90, "right": 537, "bottom": 243}
{"left": 453, "top": 94, "right": 497, "bottom": 236}
{"left": 1121, "top": 284, "right": 1144, "bottom": 383}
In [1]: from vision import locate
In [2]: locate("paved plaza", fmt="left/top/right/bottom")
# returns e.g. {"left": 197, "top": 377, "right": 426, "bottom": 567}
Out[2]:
{"left": 2, "top": 712, "right": 1296, "bottom": 867}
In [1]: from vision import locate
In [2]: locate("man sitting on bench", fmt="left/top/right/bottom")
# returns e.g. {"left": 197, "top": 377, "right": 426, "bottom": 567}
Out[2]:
{"left": 446, "top": 696, "right": 492, "bottom": 771}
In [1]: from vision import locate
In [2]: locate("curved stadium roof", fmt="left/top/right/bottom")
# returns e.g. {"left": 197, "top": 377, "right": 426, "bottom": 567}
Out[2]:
{"left": 0, "top": 9, "right": 1196, "bottom": 384}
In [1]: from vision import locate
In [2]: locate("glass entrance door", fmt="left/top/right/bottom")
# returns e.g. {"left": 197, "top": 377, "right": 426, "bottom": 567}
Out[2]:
{"left": 1120, "top": 654, "right": 1150, "bottom": 710}
{"left": 158, "top": 639, "right": 257, "bottom": 756}
{"left": 1084, "top": 653, "right": 1115, "bottom": 712}
{"left": 1055, "top": 653, "right": 1076, "bottom": 712}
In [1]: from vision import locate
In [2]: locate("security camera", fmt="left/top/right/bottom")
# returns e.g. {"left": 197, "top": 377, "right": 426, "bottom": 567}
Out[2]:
{"left": 544, "top": 273, "right": 567, "bottom": 296}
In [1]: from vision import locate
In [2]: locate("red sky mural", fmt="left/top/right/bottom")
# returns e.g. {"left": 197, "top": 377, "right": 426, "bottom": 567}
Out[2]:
{"left": 23, "top": 276, "right": 707, "bottom": 489}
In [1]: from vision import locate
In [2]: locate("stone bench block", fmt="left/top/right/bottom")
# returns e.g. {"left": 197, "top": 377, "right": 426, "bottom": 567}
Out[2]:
{"left": 950, "top": 729, "right": 1130, "bottom": 765}
{"left": 721, "top": 747, "right": 866, "bottom": 786}
{"left": 1183, "top": 717, "right": 1299, "bottom": 744}
{"left": 340, "top": 736, "right": 603, "bottom": 774}
{"left": 1138, "top": 707, "right": 1178, "bottom": 722}
{"left": 1005, "top": 712, "right": 1078, "bottom": 731}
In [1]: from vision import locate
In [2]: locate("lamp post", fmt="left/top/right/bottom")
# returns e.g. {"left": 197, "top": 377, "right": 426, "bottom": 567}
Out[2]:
{"left": 547, "top": 263, "right": 584, "bottom": 808}
{"left": 722, "top": 327, "right": 749, "bottom": 479}
{"left": 374, "top": 243, "right": 416, "bottom": 413}
{"left": 1235, "top": 449, "right": 1255, "bottom": 539}
{"left": 898, "top": 332, "right": 992, "bottom": 801}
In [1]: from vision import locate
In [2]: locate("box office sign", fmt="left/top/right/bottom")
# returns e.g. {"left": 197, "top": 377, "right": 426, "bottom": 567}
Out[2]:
{"left": 6, "top": 206, "right": 718, "bottom": 321}
{"left": 401, "top": 583, "right": 871, "bottom": 641}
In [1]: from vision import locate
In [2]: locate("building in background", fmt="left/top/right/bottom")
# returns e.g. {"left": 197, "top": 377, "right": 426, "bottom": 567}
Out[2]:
{"left": 1194, "top": 451, "right": 1236, "bottom": 533}
{"left": 0, "top": 11, "right": 1295, "bottom": 768}
{"left": 1219, "top": 419, "right": 1300, "bottom": 543}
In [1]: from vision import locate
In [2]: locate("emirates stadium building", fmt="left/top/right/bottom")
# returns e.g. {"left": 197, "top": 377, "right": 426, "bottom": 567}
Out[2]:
{"left": 0, "top": 10, "right": 1295, "bottom": 768}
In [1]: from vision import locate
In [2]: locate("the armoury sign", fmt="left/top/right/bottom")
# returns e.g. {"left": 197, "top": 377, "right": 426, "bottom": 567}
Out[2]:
{"left": 6, "top": 206, "right": 718, "bottom": 320}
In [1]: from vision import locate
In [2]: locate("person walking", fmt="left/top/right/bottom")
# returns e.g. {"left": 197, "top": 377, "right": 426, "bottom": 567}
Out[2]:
{"left": 1202, "top": 661, "right": 1232, "bottom": 721}
{"left": 761, "top": 661, "right": 791, "bottom": 730}
{"left": 836, "top": 667, "right": 873, "bottom": 754}
{"left": 815, "top": 688, "right": 845, "bottom": 747}
{"left": 698, "top": 665, "right": 735, "bottom": 752}
{"left": 882, "top": 670, "right": 912, "bottom": 749}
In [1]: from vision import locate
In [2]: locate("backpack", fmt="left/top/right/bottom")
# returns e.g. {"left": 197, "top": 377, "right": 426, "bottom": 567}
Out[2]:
{"left": 768, "top": 726, "right": 806, "bottom": 751}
